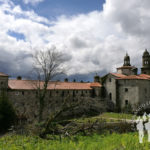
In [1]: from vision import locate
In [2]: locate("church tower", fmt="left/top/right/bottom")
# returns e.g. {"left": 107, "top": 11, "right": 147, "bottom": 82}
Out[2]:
{"left": 141, "top": 49, "right": 150, "bottom": 74}
{"left": 123, "top": 53, "right": 131, "bottom": 66}
{"left": 117, "top": 53, "right": 137, "bottom": 75}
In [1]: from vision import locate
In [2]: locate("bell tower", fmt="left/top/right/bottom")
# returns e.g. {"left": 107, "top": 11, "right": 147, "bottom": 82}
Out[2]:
{"left": 141, "top": 49, "right": 150, "bottom": 74}
{"left": 123, "top": 53, "right": 131, "bottom": 66}
{"left": 117, "top": 53, "right": 137, "bottom": 75}
{"left": 94, "top": 73, "right": 100, "bottom": 82}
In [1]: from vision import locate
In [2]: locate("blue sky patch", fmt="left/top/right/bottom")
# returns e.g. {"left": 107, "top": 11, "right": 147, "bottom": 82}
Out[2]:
{"left": 11, "top": 0, "right": 105, "bottom": 19}
{"left": 8, "top": 31, "right": 25, "bottom": 41}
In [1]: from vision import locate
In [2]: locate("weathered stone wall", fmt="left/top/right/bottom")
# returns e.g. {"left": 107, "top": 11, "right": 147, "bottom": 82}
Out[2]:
{"left": 7, "top": 87, "right": 105, "bottom": 123}
{"left": 138, "top": 80, "right": 150, "bottom": 105}
{"left": 117, "top": 80, "right": 139, "bottom": 110}
{"left": 103, "top": 74, "right": 117, "bottom": 105}
{"left": 8, "top": 90, "right": 39, "bottom": 123}
{"left": 103, "top": 74, "right": 150, "bottom": 111}
{"left": 117, "top": 68, "right": 136, "bottom": 75}
{"left": 115, "top": 79, "right": 150, "bottom": 110}
{"left": 0, "top": 76, "right": 8, "bottom": 89}
{"left": 141, "top": 68, "right": 150, "bottom": 75}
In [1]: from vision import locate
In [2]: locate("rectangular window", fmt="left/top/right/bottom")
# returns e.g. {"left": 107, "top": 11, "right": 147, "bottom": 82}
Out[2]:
{"left": 22, "top": 91, "right": 24, "bottom": 95}
{"left": 61, "top": 91, "right": 64, "bottom": 97}
{"left": 81, "top": 91, "right": 84, "bottom": 96}
{"left": 73, "top": 91, "right": 75, "bottom": 97}
{"left": 125, "top": 100, "right": 128, "bottom": 105}
{"left": 125, "top": 88, "right": 128, "bottom": 92}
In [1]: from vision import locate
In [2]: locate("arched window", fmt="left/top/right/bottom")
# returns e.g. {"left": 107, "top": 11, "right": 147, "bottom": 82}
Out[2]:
{"left": 109, "top": 93, "right": 112, "bottom": 100}
{"left": 145, "top": 61, "right": 149, "bottom": 65}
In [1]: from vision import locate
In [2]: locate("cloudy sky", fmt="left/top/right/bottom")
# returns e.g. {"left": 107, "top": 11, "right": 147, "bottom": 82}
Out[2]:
{"left": 0, "top": 0, "right": 150, "bottom": 81}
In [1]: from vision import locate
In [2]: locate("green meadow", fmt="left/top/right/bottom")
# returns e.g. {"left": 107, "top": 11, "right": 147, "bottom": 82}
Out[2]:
{"left": 0, "top": 112, "right": 144, "bottom": 150}
{"left": 0, "top": 133, "right": 150, "bottom": 150}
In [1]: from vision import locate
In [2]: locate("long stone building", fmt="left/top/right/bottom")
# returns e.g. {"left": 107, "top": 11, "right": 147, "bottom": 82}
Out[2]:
{"left": 0, "top": 49, "right": 150, "bottom": 122}
{"left": 0, "top": 72, "right": 105, "bottom": 122}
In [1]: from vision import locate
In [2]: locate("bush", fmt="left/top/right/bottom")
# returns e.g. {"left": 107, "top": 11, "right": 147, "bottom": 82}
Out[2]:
{"left": 0, "top": 91, "right": 16, "bottom": 132}
{"left": 122, "top": 103, "right": 133, "bottom": 114}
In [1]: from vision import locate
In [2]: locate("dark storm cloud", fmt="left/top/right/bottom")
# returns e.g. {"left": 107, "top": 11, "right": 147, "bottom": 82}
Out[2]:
{"left": 0, "top": 48, "right": 33, "bottom": 77}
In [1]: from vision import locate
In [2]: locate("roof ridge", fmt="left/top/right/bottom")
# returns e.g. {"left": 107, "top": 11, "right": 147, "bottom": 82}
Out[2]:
{"left": 0, "top": 72, "right": 9, "bottom": 77}
{"left": 8, "top": 79, "right": 96, "bottom": 84}
{"left": 8, "top": 80, "right": 101, "bottom": 90}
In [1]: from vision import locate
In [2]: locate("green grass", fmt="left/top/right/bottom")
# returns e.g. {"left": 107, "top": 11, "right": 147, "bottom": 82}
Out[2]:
{"left": 100, "top": 112, "right": 133, "bottom": 120}
{"left": 0, "top": 133, "right": 150, "bottom": 150}
{"left": 70, "top": 112, "right": 134, "bottom": 124}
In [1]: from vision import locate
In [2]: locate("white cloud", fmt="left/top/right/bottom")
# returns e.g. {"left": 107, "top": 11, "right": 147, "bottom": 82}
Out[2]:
{"left": 0, "top": 0, "right": 150, "bottom": 78}
{"left": 23, "top": 0, "right": 44, "bottom": 5}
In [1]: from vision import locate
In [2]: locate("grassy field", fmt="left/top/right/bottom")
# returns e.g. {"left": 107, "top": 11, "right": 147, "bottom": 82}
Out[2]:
{"left": 0, "top": 113, "right": 139, "bottom": 150}
{"left": 0, "top": 132, "right": 150, "bottom": 150}
{"left": 71, "top": 112, "right": 134, "bottom": 124}
{"left": 100, "top": 112, "right": 133, "bottom": 120}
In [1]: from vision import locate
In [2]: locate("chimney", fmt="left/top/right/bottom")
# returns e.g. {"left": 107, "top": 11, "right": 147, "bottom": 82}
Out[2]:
{"left": 64, "top": 78, "right": 68, "bottom": 82}
{"left": 17, "top": 76, "right": 22, "bottom": 80}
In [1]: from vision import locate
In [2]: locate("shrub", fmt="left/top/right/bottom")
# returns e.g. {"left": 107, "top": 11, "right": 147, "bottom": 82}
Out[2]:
{"left": 0, "top": 91, "right": 16, "bottom": 132}
{"left": 122, "top": 103, "right": 133, "bottom": 114}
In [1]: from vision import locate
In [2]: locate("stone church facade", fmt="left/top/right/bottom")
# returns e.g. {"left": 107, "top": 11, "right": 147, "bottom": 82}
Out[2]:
{"left": 103, "top": 49, "right": 150, "bottom": 111}
{"left": 0, "top": 49, "right": 150, "bottom": 122}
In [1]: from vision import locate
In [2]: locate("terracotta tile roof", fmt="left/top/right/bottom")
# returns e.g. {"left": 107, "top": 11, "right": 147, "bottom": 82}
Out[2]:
{"left": 90, "top": 82, "right": 102, "bottom": 87}
{"left": 0, "top": 72, "right": 9, "bottom": 77}
{"left": 116, "top": 74, "right": 150, "bottom": 80}
{"left": 8, "top": 80, "right": 102, "bottom": 90}
{"left": 110, "top": 73, "right": 150, "bottom": 80}
{"left": 139, "top": 74, "right": 150, "bottom": 79}
{"left": 111, "top": 73, "right": 127, "bottom": 78}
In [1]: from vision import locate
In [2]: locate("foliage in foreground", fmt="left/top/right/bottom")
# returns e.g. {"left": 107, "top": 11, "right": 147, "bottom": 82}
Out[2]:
{"left": 28, "top": 112, "right": 134, "bottom": 137}
{"left": 0, "top": 133, "right": 150, "bottom": 150}
{"left": 0, "top": 92, "right": 16, "bottom": 132}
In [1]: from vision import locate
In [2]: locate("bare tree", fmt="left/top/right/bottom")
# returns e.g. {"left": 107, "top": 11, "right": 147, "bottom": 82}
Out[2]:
{"left": 32, "top": 47, "right": 65, "bottom": 121}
